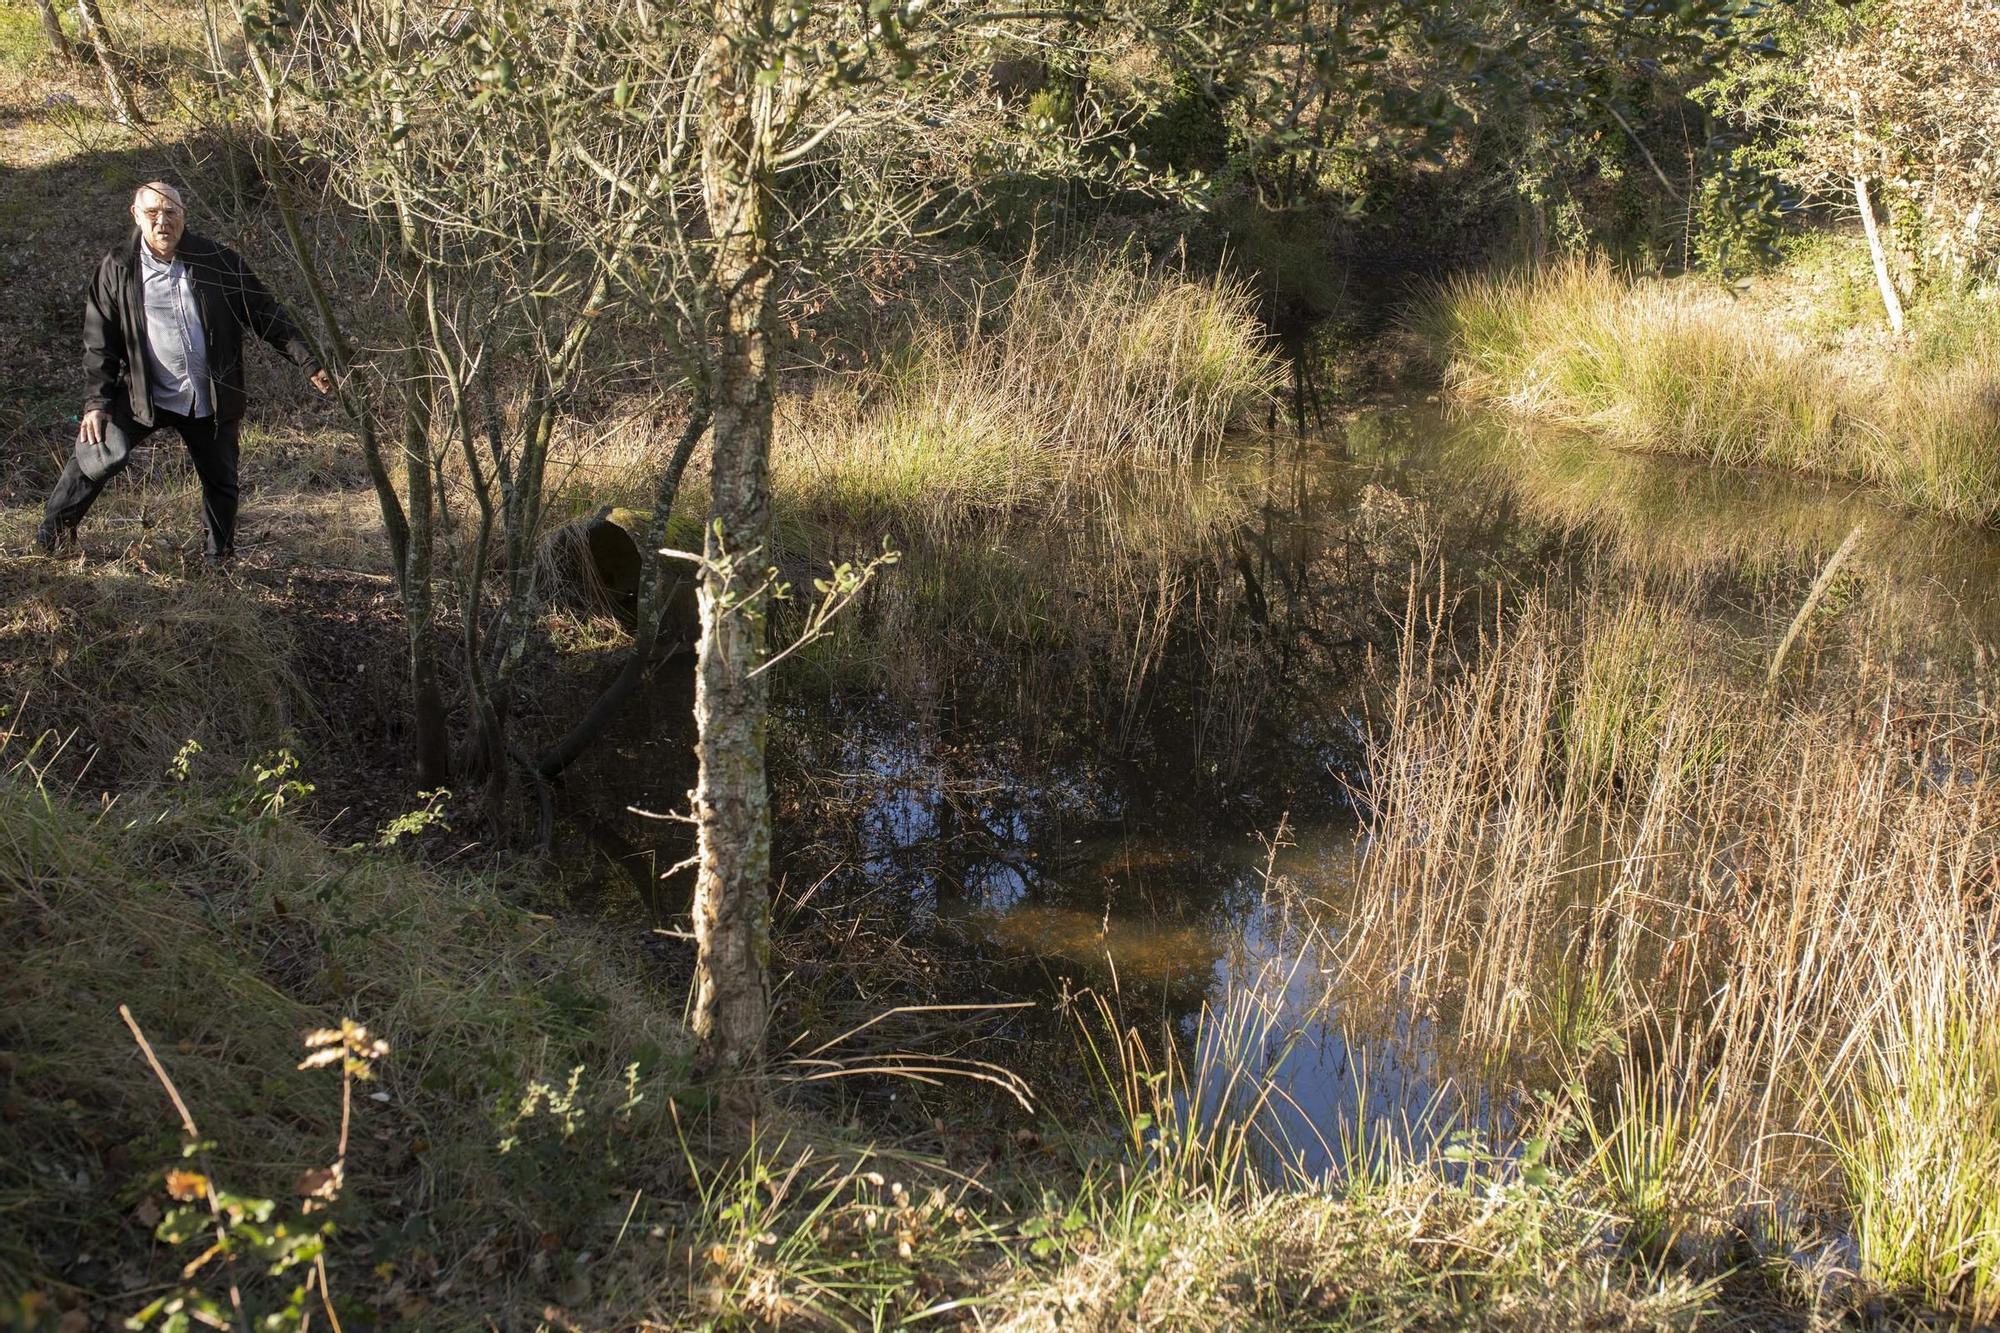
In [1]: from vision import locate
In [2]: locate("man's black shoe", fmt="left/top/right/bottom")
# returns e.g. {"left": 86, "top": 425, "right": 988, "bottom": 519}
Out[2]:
{"left": 33, "top": 522, "right": 74, "bottom": 555}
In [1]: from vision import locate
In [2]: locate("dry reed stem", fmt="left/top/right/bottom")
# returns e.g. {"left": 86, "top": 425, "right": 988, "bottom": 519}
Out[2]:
{"left": 1333, "top": 580, "right": 2000, "bottom": 1314}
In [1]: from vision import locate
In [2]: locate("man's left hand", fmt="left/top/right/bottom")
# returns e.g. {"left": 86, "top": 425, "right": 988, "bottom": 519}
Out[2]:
{"left": 309, "top": 369, "right": 334, "bottom": 395}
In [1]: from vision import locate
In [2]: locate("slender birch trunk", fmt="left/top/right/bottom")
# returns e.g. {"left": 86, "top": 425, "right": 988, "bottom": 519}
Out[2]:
{"left": 74, "top": 0, "right": 141, "bottom": 125}
{"left": 690, "top": 0, "right": 777, "bottom": 1088}
{"left": 1850, "top": 91, "right": 1904, "bottom": 335}
{"left": 35, "top": 0, "right": 78, "bottom": 64}
{"left": 1853, "top": 176, "right": 1905, "bottom": 334}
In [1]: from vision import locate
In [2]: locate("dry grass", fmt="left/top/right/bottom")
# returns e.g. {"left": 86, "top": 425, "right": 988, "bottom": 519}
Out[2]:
{"left": 1412, "top": 256, "right": 2000, "bottom": 523}
{"left": 1328, "top": 577, "right": 2000, "bottom": 1322}
{"left": 0, "top": 554, "right": 301, "bottom": 786}
{"left": 775, "top": 257, "right": 1282, "bottom": 537}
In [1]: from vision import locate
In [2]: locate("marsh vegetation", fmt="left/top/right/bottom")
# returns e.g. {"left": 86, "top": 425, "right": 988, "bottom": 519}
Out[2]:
{"left": 4, "top": 0, "right": 2000, "bottom": 1327}
{"left": 1414, "top": 254, "right": 2000, "bottom": 522}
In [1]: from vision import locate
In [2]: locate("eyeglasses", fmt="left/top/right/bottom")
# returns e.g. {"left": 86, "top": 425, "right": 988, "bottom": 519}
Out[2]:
{"left": 137, "top": 206, "right": 183, "bottom": 221}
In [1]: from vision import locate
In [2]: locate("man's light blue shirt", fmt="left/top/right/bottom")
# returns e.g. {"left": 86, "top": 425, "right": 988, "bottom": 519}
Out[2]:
{"left": 138, "top": 242, "right": 212, "bottom": 418}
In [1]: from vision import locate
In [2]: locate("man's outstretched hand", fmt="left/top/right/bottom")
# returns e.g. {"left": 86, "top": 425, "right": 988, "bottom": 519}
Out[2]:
{"left": 78, "top": 409, "right": 109, "bottom": 446}
{"left": 309, "top": 369, "right": 333, "bottom": 395}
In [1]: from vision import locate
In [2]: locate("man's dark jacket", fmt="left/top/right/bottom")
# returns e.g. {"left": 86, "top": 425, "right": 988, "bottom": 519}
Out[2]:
{"left": 83, "top": 228, "right": 320, "bottom": 426}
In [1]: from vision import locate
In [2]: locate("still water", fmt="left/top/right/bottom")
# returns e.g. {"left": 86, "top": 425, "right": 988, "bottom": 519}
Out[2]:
{"left": 579, "top": 406, "right": 2000, "bottom": 1169}
{"left": 758, "top": 406, "right": 2000, "bottom": 1171}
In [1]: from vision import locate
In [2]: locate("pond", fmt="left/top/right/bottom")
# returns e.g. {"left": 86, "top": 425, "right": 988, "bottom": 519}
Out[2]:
{"left": 584, "top": 404, "right": 2000, "bottom": 1176}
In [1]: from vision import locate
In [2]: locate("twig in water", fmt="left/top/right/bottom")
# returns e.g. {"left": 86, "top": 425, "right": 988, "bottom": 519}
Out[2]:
{"left": 1768, "top": 523, "right": 1865, "bottom": 683}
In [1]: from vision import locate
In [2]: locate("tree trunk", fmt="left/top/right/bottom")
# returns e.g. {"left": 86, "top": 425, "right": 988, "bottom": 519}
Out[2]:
{"left": 395, "top": 217, "right": 450, "bottom": 788}
{"left": 690, "top": 5, "right": 777, "bottom": 1089}
{"left": 1853, "top": 176, "right": 1905, "bottom": 335}
{"left": 74, "top": 0, "right": 141, "bottom": 125}
{"left": 35, "top": 0, "right": 78, "bottom": 64}
{"left": 1849, "top": 91, "right": 1904, "bottom": 336}
{"left": 400, "top": 332, "right": 450, "bottom": 788}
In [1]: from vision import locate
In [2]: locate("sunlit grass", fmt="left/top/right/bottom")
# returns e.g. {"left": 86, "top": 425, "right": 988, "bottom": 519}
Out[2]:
{"left": 1838, "top": 977, "right": 2000, "bottom": 1320}
{"left": 1560, "top": 597, "right": 1732, "bottom": 798}
{"left": 776, "top": 257, "right": 1282, "bottom": 537}
{"left": 1412, "top": 256, "right": 2000, "bottom": 522}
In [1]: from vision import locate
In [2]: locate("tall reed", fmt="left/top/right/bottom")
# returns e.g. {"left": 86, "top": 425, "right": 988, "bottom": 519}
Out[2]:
{"left": 1335, "top": 578, "right": 2000, "bottom": 1318}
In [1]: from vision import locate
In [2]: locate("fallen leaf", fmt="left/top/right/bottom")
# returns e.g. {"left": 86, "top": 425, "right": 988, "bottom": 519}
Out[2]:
{"left": 163, "top": 1168, "right": 207, "bottom": 1201}
{"left": 295, "top": 1165, "right": 341, "bottom": 1199}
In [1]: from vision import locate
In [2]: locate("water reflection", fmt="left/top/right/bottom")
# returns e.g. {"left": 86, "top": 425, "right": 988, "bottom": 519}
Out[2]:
{"left": 1187, "top": 863, "right": 1495, "bottom": 1179}
{"left": 1440, "top": 417, "right": 2000, "bottom": 668}
{"left": 604, "top": 404, "right": 2000, "bottom": 1166}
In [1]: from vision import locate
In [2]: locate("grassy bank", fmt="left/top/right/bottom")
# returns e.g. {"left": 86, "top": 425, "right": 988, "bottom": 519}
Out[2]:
{"left": 1413, "top": 253, "right": 2000, "bottom": 523}
{"left": 773, "top": 258, "right": 1282, "bottom": 537}
{"left": 0, "top": 751, "right": 700, "bottom": 1324}
{"left": 0, "top": 757, "right": 1746, "bottom": 1331}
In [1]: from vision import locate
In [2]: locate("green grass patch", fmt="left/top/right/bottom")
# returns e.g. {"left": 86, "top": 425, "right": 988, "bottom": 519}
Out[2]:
{"left": 0, "top": 754, "right": 695, "bottom": 1325}
{"left": 1411, "top": 255, "right": 2000, "bottom": 523}
{"left": 0, "top": 5, "right": 48, "bottom": 74}
{"left": 1839, "top": 984, "right": 2000, "bottom": 1322}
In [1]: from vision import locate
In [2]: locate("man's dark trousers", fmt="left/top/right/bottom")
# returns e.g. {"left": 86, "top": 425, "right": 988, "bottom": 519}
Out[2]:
{"left": 43, "top": 407, "right": 242, "bottom": 557}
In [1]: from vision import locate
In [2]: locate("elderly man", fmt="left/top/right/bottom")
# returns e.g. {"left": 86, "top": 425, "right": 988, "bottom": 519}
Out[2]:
{"left": 36, "top": 181, "right": 333, "bottom": 562}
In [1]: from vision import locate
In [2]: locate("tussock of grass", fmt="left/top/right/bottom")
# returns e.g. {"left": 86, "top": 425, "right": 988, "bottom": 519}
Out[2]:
{"left": 1560, "top": 598, "right": 1734, "bottom": 796}
{"left": 0, "top": 557, "right": 300, "bottom": 785}
{"left": 777, "top": 258, "right": 1282, "bottom": 533}
{"left": 1413, "top": 257, "right": 2000, "bottom": 523}
{"left": 992, "top": 1183, "right": 1716, "bottom": 1331}
{"left": 1839, "top": 978, "right": 2000, "bottom": 1322}
{"left": 1339, "top": 582, "right": 2000, "bottom": 1321}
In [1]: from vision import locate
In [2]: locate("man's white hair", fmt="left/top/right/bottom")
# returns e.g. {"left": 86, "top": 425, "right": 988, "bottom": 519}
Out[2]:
{"left": 133, "top": 181, "right": 185, "bottom": 210}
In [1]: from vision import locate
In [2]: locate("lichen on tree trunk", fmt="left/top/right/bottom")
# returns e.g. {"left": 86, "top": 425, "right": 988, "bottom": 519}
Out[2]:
{"left": 690, "top": 3, "right": 777, "bottom": 1089}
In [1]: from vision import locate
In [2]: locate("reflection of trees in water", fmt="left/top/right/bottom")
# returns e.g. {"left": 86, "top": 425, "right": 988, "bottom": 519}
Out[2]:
{"left": 562, "top": 404, "right": 2000, "bottom": 982}
{"left": 791, "top": 411, "right": 1566, "bottom": 822}
{"left": 732, "top": 407, "right": 2000, "bottom": 1163}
